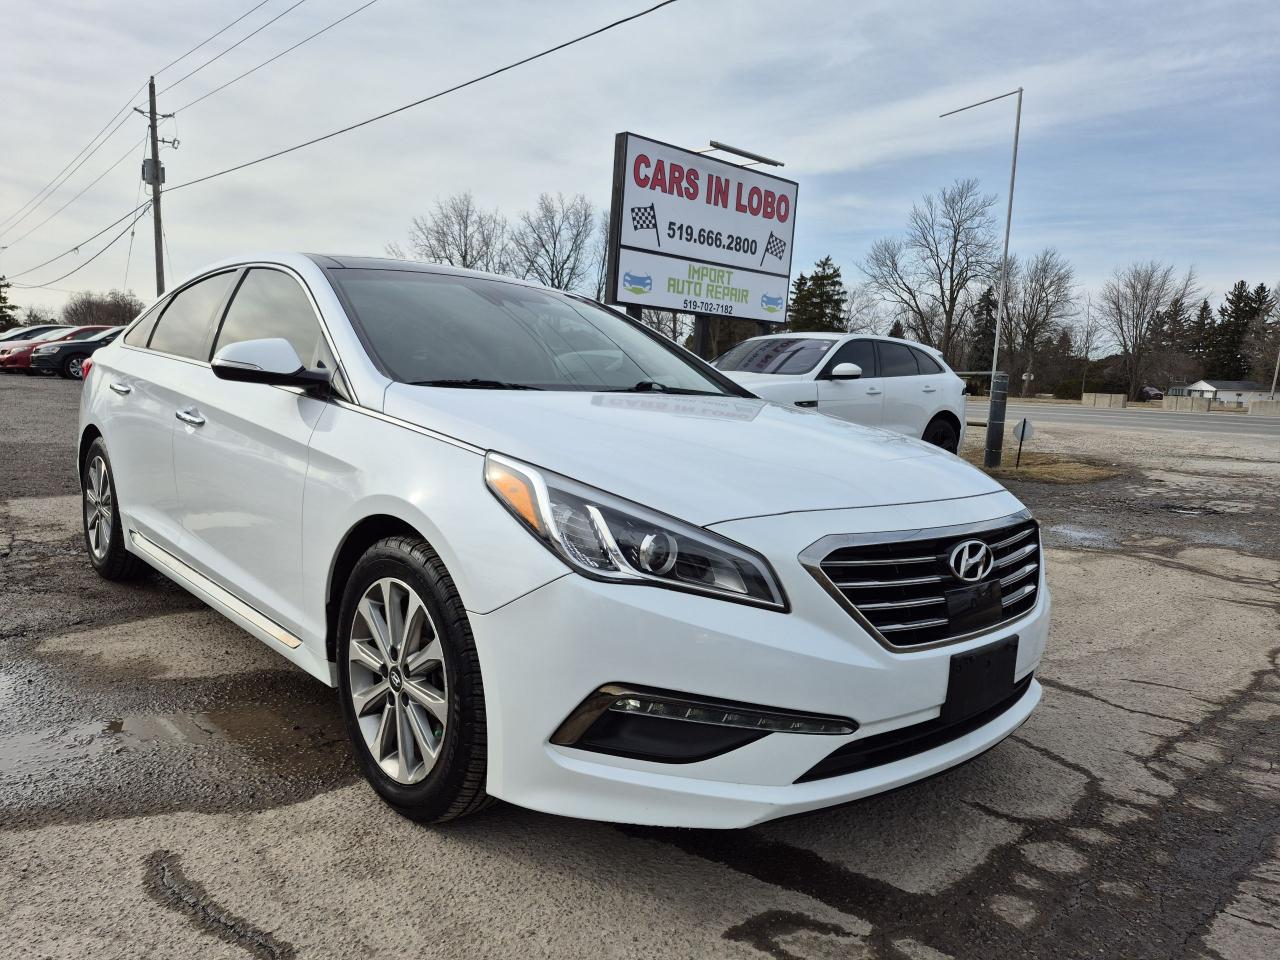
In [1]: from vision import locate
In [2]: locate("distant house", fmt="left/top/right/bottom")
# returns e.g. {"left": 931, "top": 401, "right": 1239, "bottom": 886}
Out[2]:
{"left": 1184, "top": 379, "right": 1273, "bottom": 407}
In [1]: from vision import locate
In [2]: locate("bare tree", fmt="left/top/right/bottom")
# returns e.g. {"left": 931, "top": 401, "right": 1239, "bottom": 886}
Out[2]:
{"left": 509, "top": 193, "right": 596, "bottom": 292}
{"left": 1001, "top": 248, "right": 1077, "bottom": 395}
{"left": 842, "top": 281, "right": 891, "bottom": 334}
{"left": 61, "top": 290, "right": 146, "bottom": 327}
{"left": 861, "top": 178, "right": 997, "bottom": 362}
{"left": 591, "top": 212, "right": 611, "bottom": 302}
{"left": 387, "top": 191, "right": 510, "bottom": 273}
{"left": 1076, "top": 293, "right": 1100, "bottom": 398}
{"left": 1097, "top": 261, "right": 1198, "bottom": 399}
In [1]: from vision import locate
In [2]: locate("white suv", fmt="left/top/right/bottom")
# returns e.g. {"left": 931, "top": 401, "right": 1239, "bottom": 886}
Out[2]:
{"left": 714, "top": 332, "right": 967, "bottom": 451}
{"left": 78, "top": 254, "right": 1049, "bottom": 828}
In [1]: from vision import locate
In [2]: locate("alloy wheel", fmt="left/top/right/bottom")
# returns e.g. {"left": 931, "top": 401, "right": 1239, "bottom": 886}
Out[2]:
{"left": 84, "top": 456, "right": 113, "bottom": 560}
{"left": 348, "top": 577, "right": 449, "bottom": 784}
{"left": 68, "top": 357, "right": 83, "bottom": 379}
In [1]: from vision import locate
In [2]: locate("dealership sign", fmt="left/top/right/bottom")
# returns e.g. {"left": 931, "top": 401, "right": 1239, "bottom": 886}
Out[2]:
{"left": 606, "top": 132, "right": 798, "bottom": 323}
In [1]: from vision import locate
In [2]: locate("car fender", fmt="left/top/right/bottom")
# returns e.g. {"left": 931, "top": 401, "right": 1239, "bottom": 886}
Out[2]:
{"left": 739, "top": 378, "right": 819, "bottom": 409}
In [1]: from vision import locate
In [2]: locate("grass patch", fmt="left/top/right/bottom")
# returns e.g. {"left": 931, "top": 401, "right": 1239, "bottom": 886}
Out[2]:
{"left": 961, "top": 449, "right": 1122, "bottom": 485}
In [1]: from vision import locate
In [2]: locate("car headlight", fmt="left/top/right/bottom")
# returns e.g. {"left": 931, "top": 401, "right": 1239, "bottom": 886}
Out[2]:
{"left": 485, "top": 452, "right": 787, "bottom": 610}
{"left": 33, "top": 346, "right": 56, "bottom": 354}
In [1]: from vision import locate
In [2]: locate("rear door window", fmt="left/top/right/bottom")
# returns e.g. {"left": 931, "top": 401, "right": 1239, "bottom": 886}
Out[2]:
{"left": 877, "top": 341, "right": 920, "bottom": 377}
{"left": 213, "top": 268, "right": 333, "bottom": 369}
{"left": 147, "top": 272, "right": 237, "bottom": 360}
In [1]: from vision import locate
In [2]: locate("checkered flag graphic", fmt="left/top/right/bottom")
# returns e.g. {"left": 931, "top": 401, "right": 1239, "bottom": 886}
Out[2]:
{"left": 630, "top": 203, "right": 660, "bottom": 247}
{"left": 760, "top": 231, "right": 787, "bottom": 265}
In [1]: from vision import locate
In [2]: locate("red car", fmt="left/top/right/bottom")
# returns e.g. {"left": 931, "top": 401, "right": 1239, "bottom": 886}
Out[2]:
{"left": 0, "top": 326, "right": 112, "bottom": 374}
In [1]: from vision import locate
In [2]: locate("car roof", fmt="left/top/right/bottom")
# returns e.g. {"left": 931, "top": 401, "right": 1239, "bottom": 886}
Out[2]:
{"left": 742, "top": 331, "right": 946, "bottom": 357}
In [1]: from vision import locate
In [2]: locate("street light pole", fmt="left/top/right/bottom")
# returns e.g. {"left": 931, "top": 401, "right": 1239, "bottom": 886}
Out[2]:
{"left": 942, "top": 87, "right": 1023, "bottom": 467}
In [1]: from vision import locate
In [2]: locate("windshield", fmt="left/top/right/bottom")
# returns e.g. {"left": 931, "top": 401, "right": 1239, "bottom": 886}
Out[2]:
{"left": 88, "top": 326, "right": 123, "bottom": 341}
{"left": 330, "top": 269, "right": 732, "bottom": 394}
{"left": 32, "top": 327, "right": 74, "bottom": 342}
{"left": 713, "top": 337, "right": 837, "bottom": 375}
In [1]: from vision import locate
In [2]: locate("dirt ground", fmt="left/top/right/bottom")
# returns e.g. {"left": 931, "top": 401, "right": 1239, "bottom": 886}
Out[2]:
{"left": 1, "top": 375, "right": 1277, "bottom": 960}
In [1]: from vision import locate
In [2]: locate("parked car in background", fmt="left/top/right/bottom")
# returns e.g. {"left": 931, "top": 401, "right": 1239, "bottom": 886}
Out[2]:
{"left": 0, "top": 323, "right": 71, "bottom": 343}
{"left": 1138, "top": 386, "right": 1164, "bottom": 401}
{"left": 77, "top": 253, "right": 1049, "bottom": 828}
{"left": 713, "top": 333, "right": 967, "bottom": 452}
{"left": 30, "top": 326, "right": 124, "bottom": 379}
{"left": 0, "top": 325, "right": 113, "bottom": 374}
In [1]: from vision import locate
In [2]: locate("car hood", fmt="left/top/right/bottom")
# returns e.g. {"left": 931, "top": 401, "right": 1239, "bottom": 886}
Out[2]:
{"left": 383, "top": 386, "right": 1003, "bottom": 525}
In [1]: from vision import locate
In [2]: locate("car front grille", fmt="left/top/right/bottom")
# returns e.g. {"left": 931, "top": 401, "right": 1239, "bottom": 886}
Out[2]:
{"left": 803, "top": 513, "right": 1041, "bottom": 650}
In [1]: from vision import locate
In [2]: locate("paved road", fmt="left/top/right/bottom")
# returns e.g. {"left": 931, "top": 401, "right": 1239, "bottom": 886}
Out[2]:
{"left": 966, "top": 399, "right": 1280, "bottom": 438}
{"left": 3, "top": 376, "right": 1278, "bottom": 960}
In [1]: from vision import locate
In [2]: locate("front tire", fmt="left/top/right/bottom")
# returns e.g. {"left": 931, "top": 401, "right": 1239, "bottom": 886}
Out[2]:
{"left": 337, "top": 536, "right": 490, "bottom": 823}
{"left": 922, "top": 416, "right": 960, "bottom": 453}
{"left": 61, "top": 354, "right": 89, "bottom": 379}
{"left": 82, "top": 438, "right": 148, "bottom": 581}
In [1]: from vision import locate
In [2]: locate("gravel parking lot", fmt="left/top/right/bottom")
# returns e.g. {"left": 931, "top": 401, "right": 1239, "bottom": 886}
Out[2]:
{"left": 2, "top": 375, "right": 1278, "bottom": 960}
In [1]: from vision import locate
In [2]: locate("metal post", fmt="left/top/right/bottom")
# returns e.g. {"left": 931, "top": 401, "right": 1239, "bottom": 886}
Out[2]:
{"left": 147, "top": 76, "right": 165, "bottom": 296}
{"left": 942, "top": 87, "right": 1022, "bottom": 466}
{"left": 985, "top": 372, "right": 1008, "bottom": 469}
{"left": 692, "top": 315, "right": 712, "bottom": 359}
{"left": 1270, "top": 345, "right": 1279, "bottom": 400}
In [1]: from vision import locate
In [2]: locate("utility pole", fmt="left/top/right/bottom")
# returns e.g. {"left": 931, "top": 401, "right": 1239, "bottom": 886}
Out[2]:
{"left": 135, "top": 77, "right": 173, "bottom": 296}
{"left": 146, "top": 77, "right": 165, "bottom": 296}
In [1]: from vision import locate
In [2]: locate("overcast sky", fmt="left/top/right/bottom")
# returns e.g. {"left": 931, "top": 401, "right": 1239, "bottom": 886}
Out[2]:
{"left": 2, "top": 0, "right": 1277, "bottom": 316}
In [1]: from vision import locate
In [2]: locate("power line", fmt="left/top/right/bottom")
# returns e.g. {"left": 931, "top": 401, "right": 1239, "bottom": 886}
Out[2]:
{"left": 0, "top": 82, "right": 145, "bottom": 235}
{"left": 7, "top": 0, "right": 682, "bottom": 285}
{"left": 156, "top": 0, "right": 310, "bottom": 97}
{"left": 168, "top": 0, "right": 682, "bottom": 193}
{"left": 175, "top": 0, "right": 381, "bottom": 114}
{"left": 11, "top": 203, "right": 152, "bottom": 290}
{"left": 4, "top": 134, "right": 149, "bottom": 247}
{"left": 154, "top": 0, "right": 275, "bottom": 77}
{"left": 0, "top": 1, "right": 275, "bottom": 233}
{"left": 123, "top": 140, "right": 149, "bottom": 291}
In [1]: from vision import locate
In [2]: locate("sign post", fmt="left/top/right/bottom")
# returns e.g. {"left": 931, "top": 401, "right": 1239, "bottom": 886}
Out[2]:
{"left": 606, "top": 132, "right": 799, "bottom": 354}
{"left": 1012, "top": 417, "right": 1034, "bottom": 467}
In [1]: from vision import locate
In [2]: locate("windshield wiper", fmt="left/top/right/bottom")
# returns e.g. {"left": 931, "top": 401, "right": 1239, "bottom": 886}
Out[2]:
{"left": 412, "top": 378, "right": 542, "bottom": 390}
{"left": 603, "top": 381, "right": 724, "bottom": 396}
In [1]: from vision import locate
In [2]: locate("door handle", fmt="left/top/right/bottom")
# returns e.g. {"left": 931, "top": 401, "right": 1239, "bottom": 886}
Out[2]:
{"left": 175, "top": 408, "right": 206, "bottom": 427}
{"left": 923, "top": 386, "right": 938, "bottom": 393}
{"left": 865, "top": 388, "right": 883, "bottom": 396}
{"left": 109, "top": 381, "right": 132, "bottom": 395}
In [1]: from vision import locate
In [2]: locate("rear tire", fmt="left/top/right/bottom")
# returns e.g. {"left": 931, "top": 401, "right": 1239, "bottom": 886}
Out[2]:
{"left": 337, "top": 536, "right": 491, "bottom": 824}
{"left": 923, "top": 416, "right": 960, "bottom": 453}
{"left": 82, "top": 438, "right": 148, "bottom": 581}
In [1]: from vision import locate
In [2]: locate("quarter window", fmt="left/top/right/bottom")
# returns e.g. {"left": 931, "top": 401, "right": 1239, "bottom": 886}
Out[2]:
{"left": 147, "top": 272, "right": 237, "bottom": 360}
{"left": 877, "top": 341, "right": 920, "bottom": 377}
{"left": 214, "top": 269, "right": 332, "bottom": 368}
{"left": 912, "top": 348, "right": 944, "bottom": 374}
{"left": 124, "top": 307, "right": 161, "bottom": 347}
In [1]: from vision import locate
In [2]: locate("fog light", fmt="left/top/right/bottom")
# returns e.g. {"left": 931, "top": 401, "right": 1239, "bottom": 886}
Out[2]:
{"left": 608, "top": 693, "right": 855, "bottom": 735}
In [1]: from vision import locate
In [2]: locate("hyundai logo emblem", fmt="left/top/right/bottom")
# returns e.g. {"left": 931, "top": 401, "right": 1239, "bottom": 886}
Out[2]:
{"left": 948, "top": 539, "right": 995, "bottom": 583}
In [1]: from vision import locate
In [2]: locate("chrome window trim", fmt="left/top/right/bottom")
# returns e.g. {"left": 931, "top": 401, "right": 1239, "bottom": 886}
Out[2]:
{"left": 799, "top": 509, "right": 1040, "bottom": 653}
{"left": 114, "top": 260, "right": 360, "bottom": 406}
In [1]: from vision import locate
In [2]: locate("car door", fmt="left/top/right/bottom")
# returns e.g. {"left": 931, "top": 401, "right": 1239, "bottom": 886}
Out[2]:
{"left": 103, "top": 272, "right": 238, "bottom": 554}
{"left": 815, "top": 338, "right": 884, "bottom": 427}
{"left": 170, "top": 266, "right": 335, "bottom": 638}
{"left": 909, "top": 346, "right": 954, "bottom": 423}
{"left": 877, "top": 340, "right": 933, "bottom": 436}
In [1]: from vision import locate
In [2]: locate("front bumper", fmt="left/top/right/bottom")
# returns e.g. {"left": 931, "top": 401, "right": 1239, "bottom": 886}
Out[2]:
{"left": 471, "top": 491, "right": 1050, "bottom": 828}
{"left": 29, "top": 353, "right": 61, "bottom": 371}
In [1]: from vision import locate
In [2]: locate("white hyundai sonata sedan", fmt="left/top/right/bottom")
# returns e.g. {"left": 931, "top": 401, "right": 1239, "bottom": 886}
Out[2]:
{"left": 78, "top": 254, "right": 1049, "bottom": 828}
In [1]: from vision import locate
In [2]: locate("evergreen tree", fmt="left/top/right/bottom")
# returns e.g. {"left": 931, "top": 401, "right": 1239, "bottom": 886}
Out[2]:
{"left": 1187, "top": 299, "right": 1214, "bottom": 367}
{"left": 965, "top": 286, "right": 998, "bottom": 369}
{"left": 787, "top": 257, "right": 847, "bottom": 332}
{"left": 1155, "top": 296, "right": 1188, "bottom": 352}
{"left": 888, "top": 319, "right": 905, "bottom": 339}
{"left": 1210, "top": 281, "right": 1256, "bottom": 380}
{"left": 0, "top": 276, "right": 20, "bottom": 329}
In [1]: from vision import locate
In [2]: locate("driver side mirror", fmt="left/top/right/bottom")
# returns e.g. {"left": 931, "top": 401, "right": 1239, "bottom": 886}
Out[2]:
{"left": 829, "top": 362, "right": 862, "bottom": 380}
{"left": 211, "top": 337, "right": 330, "bottom": 389}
